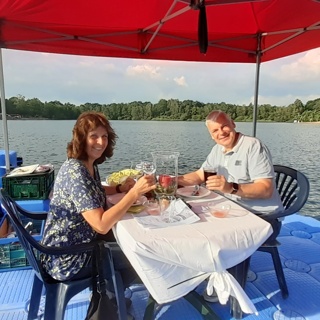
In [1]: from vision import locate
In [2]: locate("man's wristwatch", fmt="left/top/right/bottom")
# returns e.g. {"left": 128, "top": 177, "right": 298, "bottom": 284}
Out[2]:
{"left": 231, "top": 182, "right": 239, "bottom": 195}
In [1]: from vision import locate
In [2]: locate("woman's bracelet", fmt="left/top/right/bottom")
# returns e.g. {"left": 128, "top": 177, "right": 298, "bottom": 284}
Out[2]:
{"left": 116, "top": 184, "right": 122, "bottom": 193}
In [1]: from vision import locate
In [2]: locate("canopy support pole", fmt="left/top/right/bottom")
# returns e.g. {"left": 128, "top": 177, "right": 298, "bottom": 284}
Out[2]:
{"left": 0, "top": 48, "right": 10, "bottom": 172}
{"left": 252, "top": 34, "right": 262, "bottom": 137}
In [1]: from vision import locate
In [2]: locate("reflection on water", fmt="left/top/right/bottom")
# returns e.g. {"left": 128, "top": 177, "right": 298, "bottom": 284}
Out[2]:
{"left": 1, "top": 120, "right": 319, "bottom": 218}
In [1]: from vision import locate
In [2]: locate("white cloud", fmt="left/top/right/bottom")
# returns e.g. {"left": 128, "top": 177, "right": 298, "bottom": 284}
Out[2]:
{"left": 2, "top": 48, "right": 319, "bottom": 106}
{"left": 173, "top": 76, "right": 188, "bottom": 87}
{"left": 274, "top": 48, "right": 320, "bottom": 82}
{"left": 126, "top": 64, "right": 161, "bottom": 79}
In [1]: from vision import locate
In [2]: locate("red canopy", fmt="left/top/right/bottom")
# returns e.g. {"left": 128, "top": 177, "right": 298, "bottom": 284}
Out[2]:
{"left": 0, "top": 0, "right": 320, "bottom": 170}
{"left": 1, "top": 0, "right": 320, "bottom": 63}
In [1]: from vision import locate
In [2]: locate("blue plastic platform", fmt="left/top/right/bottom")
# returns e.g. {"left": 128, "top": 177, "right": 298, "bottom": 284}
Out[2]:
{"left": 1, "top": 213, "right": 320, "bottom": 320}
{"left": 16, "top": 199, "right": 50, "bottom": 212}
{"left": 0, "top": 150, "right": 18, "bottom": 188}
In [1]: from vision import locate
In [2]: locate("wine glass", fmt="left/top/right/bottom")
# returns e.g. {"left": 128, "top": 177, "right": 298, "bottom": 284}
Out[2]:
{"left": 142, "top": 161, "right": 156, "bottom": 175}
{"left": 203, "top": 166, "right": 218, "bottom": 188}
{"left": 130, "top": 160, "right": 144, "bottom": 179}
{"left": 159, "top": 195, "right": 176, "bottom": 223}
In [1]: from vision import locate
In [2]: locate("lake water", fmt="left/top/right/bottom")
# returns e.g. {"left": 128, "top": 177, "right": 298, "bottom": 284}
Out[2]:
{"left": 1, "top": 120, "right": 319, "bottom": 218}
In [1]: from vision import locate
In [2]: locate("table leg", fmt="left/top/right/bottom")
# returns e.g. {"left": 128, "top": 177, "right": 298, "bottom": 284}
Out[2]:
{"left": 227, "top": 257, "right": 251, "bottom": 320}
{"left": 143, "top": 291, "right": 221, "bottom": 320}
{"left": 143, "top": 295, "right": 156, "bottom": 320}
{"left": 184, "top": 290, "right": 221, "bottom": 320}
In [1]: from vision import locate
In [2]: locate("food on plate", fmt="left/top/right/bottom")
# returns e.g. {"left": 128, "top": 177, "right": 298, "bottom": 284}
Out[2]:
{"left": 127, "top": 205, "right": 145, "bottom": 214}
{"left": 108, "top": 193, "right": 147, "bottom": 206}
{"left": 107, "top": 168, "right": 142, "bottom": 186}
{"left": 176, "top": 186, "right": 211, "bottom": 199}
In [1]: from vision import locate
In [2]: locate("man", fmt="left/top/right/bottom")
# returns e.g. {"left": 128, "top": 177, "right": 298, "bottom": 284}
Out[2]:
{"left": 178, "top": 110, "right": 283, "bottom": 214}
{"left": 178, "top": 110, "right": 284, "bottom": 302}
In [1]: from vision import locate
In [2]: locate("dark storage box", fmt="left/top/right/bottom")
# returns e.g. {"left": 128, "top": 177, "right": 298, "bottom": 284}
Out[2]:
{"left": 0, "top": 216, "right": 44, "bottom": 270}
{"left": 2, "top": 169, "right": 54, "bottom": 200}
{"left": 0, "top": 242, "right": 29, "bottom": 269}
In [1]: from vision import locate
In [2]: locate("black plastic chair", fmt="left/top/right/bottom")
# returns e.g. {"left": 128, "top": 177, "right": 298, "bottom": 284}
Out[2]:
{"left": 0, "top": 189, "right": 128, "bottom": 320}
{"left": 257, "top": 165, "right": 310, "bottom": 298}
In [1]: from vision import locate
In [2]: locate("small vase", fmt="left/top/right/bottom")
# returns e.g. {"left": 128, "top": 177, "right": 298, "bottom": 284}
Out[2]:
{"left": 151, "top": 151, "right": 179, "bottom": 197}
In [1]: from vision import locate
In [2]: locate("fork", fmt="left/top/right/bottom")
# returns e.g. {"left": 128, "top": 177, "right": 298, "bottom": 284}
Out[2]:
{"left": 191, "top": 185, "right": 200, "bottom": 196}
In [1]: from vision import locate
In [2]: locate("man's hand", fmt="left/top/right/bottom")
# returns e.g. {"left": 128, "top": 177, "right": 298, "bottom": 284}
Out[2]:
{"left": 205, "top": 174, "right": 231, "bottom": 193}
{"left": 206, "top": 175, "right": 273, "bottom": 199}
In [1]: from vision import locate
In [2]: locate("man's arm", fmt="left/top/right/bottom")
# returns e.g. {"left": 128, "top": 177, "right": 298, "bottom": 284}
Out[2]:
{"left": 206, "top": 175, "right": 274, "bottom": 199}
{"left": 229, "top": 178, "right": 273, "bottom": 199}
{"left": 177, "top": 169, "right": 204, "bottom": 186}
{"left": 224, "top": 138, "right": 275, "bottom": 199}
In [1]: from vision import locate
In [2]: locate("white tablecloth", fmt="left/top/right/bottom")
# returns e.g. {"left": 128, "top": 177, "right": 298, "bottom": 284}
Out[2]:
{"left": 113, "top": 192, "right": 272, "bottom": 314}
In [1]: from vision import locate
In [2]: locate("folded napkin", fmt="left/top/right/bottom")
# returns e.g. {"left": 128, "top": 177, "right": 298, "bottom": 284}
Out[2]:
{"left": 134, "top": 198, "right": 200, "bottom": 229}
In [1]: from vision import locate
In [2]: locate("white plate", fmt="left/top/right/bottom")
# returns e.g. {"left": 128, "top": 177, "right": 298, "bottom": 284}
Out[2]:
{"left": 176, "top": 186, "right": 211, "bottom": 199}
{"left": 108, "top": 193, "right": 146, "bottom": 206}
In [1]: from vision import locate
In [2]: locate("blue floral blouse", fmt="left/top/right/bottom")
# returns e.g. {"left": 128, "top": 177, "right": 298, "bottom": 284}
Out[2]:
{"left": 41, "top": 158, "right": 107, "bottom": 280}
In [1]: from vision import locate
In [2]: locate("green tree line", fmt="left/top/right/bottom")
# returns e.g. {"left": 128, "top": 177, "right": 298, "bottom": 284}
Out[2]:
{"left": 1, "top": 95, "right": 320, "bottom": 122}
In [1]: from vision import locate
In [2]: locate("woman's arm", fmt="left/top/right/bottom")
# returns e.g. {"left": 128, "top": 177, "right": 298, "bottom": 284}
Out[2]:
{"left": 103, "top": 177, "right": 135, "bottom": 195}
{"left": 83, "top": 175, "right": 155, "bottom": 234}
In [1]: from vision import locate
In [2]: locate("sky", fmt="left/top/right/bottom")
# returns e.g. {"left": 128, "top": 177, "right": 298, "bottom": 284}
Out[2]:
{"left": 2, "top": 47, "right": 320, "bottom": 107}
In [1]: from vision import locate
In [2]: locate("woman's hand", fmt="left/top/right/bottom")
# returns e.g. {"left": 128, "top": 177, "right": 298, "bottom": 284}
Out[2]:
{"left": 120, "top": 177, "right": 135, "bottom": 192}
{"left": 132, "top": 174, "right": 156, "bottom": 197}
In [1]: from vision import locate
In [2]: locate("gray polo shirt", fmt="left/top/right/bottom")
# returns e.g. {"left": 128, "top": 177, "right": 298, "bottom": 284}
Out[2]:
{"left": 201, "top": 133, "right": 284, "bottom": 214}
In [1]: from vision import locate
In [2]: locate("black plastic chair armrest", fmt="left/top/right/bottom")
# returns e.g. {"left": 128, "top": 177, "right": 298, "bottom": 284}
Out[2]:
{"left": 15, "top": 204, "right": 48, "bottom": 220}
{"left": 37, "top": 239, "right": 109, "bottom": 256}
{"left": 257, "top": 206, "right": 297, "bottom": 222}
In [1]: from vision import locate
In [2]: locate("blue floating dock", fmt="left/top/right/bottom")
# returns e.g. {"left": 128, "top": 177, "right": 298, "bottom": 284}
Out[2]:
{"left": 1, "top": 213, "right": 320, "bottom": 319}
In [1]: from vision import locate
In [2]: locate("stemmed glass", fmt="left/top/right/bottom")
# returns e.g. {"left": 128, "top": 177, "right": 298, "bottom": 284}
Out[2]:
{"left": 142, "top": 161, "right": 156, "bottom": 175}
{"left": 142, "top": 161, "right": 156, "bottom": 199}
{"left": 130, "top": 161, "right": 144, "bottom": 180}
{"left": 159, "top": 195, "right": 176, "bottom": 223}
{"left": 131, "top": 160, "right": 156, "bottom": 199}
{"left": 131, "top": 160, "right": 155, "bottom": 176}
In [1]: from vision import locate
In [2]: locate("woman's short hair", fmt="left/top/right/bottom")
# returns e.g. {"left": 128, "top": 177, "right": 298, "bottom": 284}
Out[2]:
{"left": 67, "top": 111, "right": 117, "bottom": 164}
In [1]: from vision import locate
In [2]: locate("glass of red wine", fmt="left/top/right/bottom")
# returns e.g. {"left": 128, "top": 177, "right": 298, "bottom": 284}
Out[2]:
{"left": 203, "top": 167, "right": 217, "bottom": 185}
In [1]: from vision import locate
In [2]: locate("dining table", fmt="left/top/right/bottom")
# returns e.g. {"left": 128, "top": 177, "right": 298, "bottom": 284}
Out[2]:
{"left": 112, "top": 189, "right": 273, "bottom": 319}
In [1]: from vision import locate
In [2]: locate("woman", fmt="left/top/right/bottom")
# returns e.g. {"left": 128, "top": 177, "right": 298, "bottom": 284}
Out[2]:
{"left": 41, "top": 111, "right": 155, "bottom": 287}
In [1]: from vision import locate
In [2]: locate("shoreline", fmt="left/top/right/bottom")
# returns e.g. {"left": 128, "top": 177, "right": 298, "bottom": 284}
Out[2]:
{"left": 300, "top": 121, "right": 320, "bottom": 124}
{"left": 2, "top": 117, "right": 320, "bottom": 124}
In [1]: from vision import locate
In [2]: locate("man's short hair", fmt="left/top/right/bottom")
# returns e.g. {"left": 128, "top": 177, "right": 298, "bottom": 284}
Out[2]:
{"left": 205, "top": 110, "right": 231, "bottom": 125}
